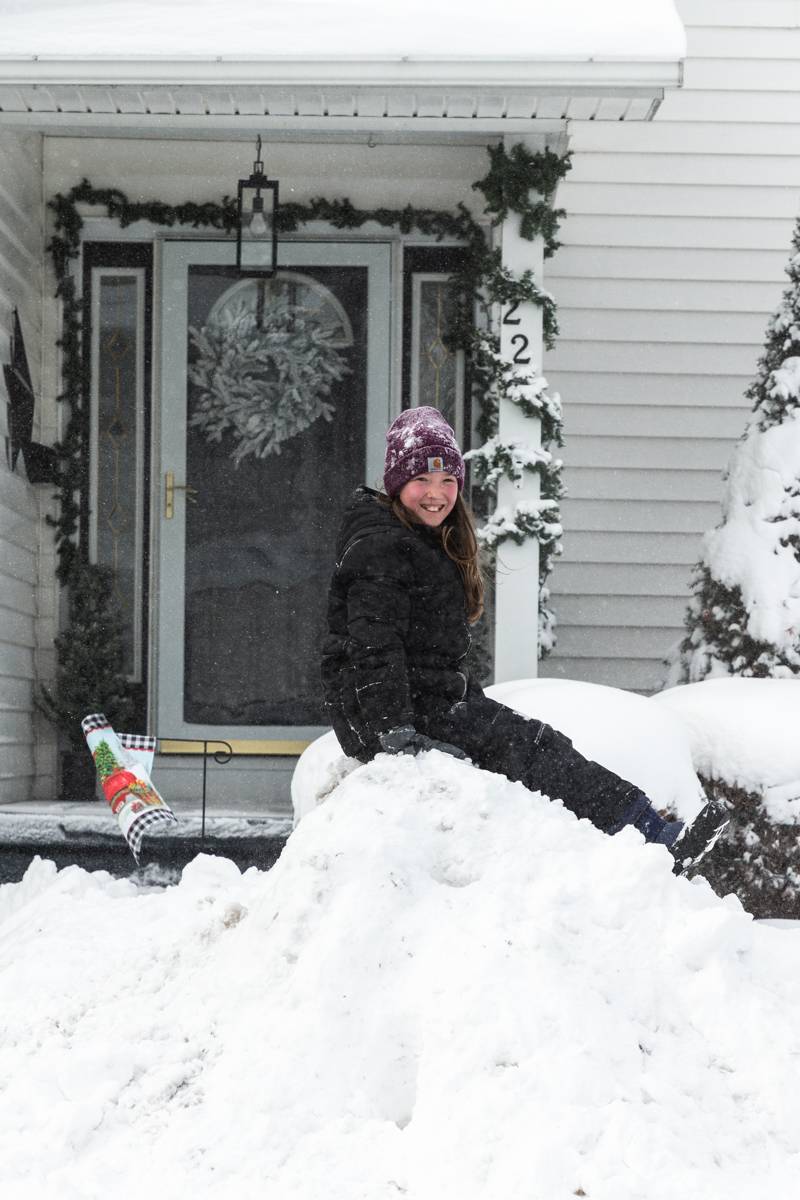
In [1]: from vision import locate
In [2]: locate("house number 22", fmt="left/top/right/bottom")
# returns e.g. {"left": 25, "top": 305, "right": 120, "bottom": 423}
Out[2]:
{"left": 503, "top": 301, "right": 531, "bottom": 365}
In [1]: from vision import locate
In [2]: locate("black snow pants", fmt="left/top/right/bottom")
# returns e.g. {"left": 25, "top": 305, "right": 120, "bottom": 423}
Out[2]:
{"left": 418, "top": 693, "right": 642, "bottom": 835}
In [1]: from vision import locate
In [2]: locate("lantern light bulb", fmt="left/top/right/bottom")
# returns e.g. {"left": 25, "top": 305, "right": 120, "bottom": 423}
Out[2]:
{"left": 249, "top": 208, "right": 269, "bottom": 237}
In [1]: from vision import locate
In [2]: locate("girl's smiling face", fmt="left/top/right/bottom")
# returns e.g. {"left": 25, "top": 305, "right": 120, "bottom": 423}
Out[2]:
{"left": 398, "top": 473, "right": 459, "bottom": 527}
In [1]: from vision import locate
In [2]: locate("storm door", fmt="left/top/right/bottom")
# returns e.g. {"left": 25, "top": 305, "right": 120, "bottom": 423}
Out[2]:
{"left": 157, "top": 240, "right": 391, "bottom": 745}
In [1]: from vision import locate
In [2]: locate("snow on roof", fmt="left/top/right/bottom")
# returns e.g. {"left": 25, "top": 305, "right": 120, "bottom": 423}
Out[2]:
{"left": 0, "top": 0, "right": 686, "bottom": 60}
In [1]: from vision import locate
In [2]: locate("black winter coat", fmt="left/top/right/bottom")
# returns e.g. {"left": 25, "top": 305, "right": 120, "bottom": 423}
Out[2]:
{"left": 321, "top": 487, "right": 472, "bottom": 760}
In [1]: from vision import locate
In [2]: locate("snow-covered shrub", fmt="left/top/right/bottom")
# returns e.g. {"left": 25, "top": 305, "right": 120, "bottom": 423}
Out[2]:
{"left": 654, "top": 679, "right": 800, "bottom": 917}
{"left": 665, "top": 215, "right": 800, "bottom": 907}
{"left": 694, "top": 779, "right": 800, "bottom": 919}
{"left": 669, "top": 218, "right": 800, "bottom": 683}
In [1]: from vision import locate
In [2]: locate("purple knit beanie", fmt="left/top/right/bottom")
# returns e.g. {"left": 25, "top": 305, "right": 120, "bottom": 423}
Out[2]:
{"left": 383, "top": 406, "right": 465, "bottom": 497}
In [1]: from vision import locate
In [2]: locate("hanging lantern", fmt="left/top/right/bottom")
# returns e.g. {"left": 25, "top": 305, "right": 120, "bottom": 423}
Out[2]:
{"left": 236, "top": 135, "right": 279, "bottom": 276}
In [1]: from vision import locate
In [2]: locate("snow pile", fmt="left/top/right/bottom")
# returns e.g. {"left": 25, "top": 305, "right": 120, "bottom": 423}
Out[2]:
{"left": 292, "top": 678, "right": 706, "bottom": 826}
{"left": 654, "top": 678, "right": 800, "bottom": 821}
{"left": 3, "top": 752, "right": 800, "bottom": 1199}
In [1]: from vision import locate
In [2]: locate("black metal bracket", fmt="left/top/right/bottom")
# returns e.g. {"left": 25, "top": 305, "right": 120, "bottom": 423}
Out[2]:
{"left": 158, "top": 737, "right": 234, "bottom": 839}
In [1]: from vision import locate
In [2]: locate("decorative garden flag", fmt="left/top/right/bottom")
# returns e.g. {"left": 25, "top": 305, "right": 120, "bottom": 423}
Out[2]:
{"left": 81, "top": 713, "right": 177, "bottom": 861}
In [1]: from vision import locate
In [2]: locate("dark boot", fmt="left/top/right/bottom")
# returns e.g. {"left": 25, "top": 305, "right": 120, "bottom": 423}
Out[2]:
{"left": 669, "top": 801, "right": 730, "bottom": 877}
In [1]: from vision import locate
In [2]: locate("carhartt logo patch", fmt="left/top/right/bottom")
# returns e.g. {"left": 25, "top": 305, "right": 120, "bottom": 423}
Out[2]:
{"left": 427, "top": 456, "right": 444, "bottom": 472}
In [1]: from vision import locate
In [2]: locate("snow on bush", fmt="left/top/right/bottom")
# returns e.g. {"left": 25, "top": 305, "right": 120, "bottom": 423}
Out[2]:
{"left": 654, "top": 678, "right": 800, "bottom": 811}
{"left": 3, "top": 756, "right": 800, "bottom": 1199}
{"left": 670, "top": 218, "right": 800, "bottom": 683}
{"left": 653, "top": 678, "right": 800, "bottom": 918}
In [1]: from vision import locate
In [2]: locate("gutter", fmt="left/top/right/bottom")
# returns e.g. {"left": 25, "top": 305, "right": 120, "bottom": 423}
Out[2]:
{"left": 0, "top": 55, "right": 683, "bottom": 91}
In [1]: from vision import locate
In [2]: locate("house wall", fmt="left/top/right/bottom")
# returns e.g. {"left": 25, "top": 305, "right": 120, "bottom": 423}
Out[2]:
{"left": 541, "top": 0, "right": 800, "bottom": 691}
{"left": 0, "top": 132, "right": 48, "bottom": 801}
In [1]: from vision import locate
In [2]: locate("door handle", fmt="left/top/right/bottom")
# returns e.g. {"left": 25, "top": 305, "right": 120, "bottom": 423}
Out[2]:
{"left": 164, "top": 471, "right": 198, "bottom": 519}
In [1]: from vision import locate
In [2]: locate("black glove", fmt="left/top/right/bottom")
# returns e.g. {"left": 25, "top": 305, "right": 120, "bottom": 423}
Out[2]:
{"left": 378, "top": 725, "right": 467, "bottom": 761}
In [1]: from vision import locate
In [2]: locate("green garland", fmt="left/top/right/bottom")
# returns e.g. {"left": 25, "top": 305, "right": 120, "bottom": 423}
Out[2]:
{"left": 473, "top": 142, "right": 570, "bottom": 254}
{"left": 46, "top": 145, "right": 570, "bottom": 650}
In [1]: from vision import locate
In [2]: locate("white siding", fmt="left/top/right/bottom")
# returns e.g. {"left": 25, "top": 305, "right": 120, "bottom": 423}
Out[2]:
{"left": 0, "top": 132, "right": 45, "bottom": 800}
{"left": 541, "top": 0, "right": 800, "bottom": 691}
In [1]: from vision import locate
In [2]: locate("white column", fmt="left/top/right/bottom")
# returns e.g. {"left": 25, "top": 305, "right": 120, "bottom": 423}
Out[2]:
{"left": 493, "top": 136, "right": 546, "bottom": 684}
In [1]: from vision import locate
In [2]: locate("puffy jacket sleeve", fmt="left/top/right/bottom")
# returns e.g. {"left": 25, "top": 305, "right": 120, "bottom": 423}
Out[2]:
{"left": 338, "top": 531, "right": 415, "bottom": 736}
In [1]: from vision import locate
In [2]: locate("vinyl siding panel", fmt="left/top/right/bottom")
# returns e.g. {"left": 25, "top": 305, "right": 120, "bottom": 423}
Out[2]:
{"left": 550, "top": 341, "right": 759, "bottom": 376}
{"left": 689, "top": 27, "right": 800, "bottom": 58}
{"left": 683, "top": 0, "right": 800, "bottom": 23}
{"left": 564, "top": 406, "right": 746, "bottom": 440}
{"left": 564, "top": 437, "right": 736, "bottom": 472}
{"left": 559, "top": 215, "right": 791, "bottom": 251}
{"left": 554, "top": 278, "right": 781, "bottom": 312}
{"left": 553, "top": 626, "right": 684, "bottom": 661}
{"left": 552, "top": 374, "right": 764, "bottom": 410}
{"left": 558, "top": 309, "right": 764, "bottom": 344}
{"left": 570, "top": 124, "right": 800, "bottom": 156}
{"left": 561, "top": 499, "right": 722, "bottom": 535}
{"left": 554, "top": 563, "right": 694, "bottom": 597}
{"left": 664, "top": 91, "right": 800, "bottom": 123}
{"left": 568, "top": 156, "right": 800, "bottom": 189}
{"left": 565, "top": 183, "right": 799, "bottom": 221}
{"left": 558, "top": 595, "right": 693, "bottom": 627}
{"left": 541, "top": 0, "right": 797, "bottom": 692}
{"left": 564, "top": 469, "right": 728, "bottom": 502}
{"left": 683, "top": 59, "right": 800, "bottom": 91}
{"left": 0, "top": 132, "right": 44, "bottom": 802}
{"left": 543, "top": 659, "right": 670, "bottom": 691}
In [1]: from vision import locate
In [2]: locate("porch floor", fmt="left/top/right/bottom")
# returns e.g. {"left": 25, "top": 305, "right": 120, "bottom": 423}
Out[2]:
{"left": 0, "top": 794, "right": 294, "bottom": 847}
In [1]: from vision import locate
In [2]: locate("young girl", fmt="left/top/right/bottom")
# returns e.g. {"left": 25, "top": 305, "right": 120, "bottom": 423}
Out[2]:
{"left": 321, "top": 406, "right": 725, "bottom": 875}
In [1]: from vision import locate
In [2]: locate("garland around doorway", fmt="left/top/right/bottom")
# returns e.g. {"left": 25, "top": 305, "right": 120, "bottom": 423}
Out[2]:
{"left": 47, "top": 143, "right": 571, "bottom": 650}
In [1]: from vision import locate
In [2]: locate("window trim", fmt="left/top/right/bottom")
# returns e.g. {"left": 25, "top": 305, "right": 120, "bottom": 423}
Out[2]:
{"left": 401, "top": 244, "right": 472, "bottom": 455}
{"left": 83, "top": 242, "right": 153, "bottom": 687}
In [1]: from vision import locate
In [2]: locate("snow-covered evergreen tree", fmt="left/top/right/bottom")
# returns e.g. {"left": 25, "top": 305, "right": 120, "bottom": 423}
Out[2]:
{"left": 670, "top": 218, "right": 800, "bottom": 682}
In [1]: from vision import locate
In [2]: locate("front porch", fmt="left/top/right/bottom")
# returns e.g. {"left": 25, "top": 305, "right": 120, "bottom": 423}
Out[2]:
{"left": 0, "top": 10, "right": 685, "bottom": 809}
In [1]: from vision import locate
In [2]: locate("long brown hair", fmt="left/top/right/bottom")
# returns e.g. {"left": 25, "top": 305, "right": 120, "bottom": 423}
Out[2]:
{"left": 383, "top": 491, "right": 485, "bottom": 624}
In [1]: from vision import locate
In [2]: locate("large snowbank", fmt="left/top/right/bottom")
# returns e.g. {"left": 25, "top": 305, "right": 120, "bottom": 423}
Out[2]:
{"left": 293, "top": 678, "right": 705, "bottom": 826}
{"left": 2, "top": 752, "right": 800, "bottom": 1199}
{"left": 0, "top": 0, "right": 686, "bottom": 59}
{"left": 654, "top": 678, "right": 800, "bottom": 821}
